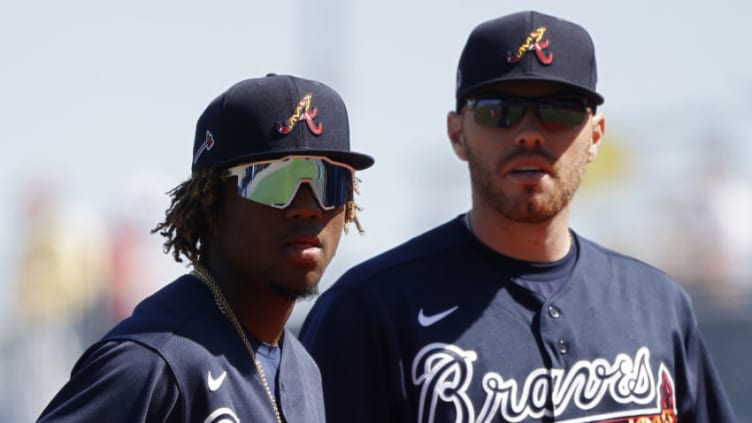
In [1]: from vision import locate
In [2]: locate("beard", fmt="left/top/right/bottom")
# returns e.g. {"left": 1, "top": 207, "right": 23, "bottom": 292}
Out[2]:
{"left": 268, "top": 279, "right": 320, "bottom": 301}
{"left": 465, "top": 144, "right": 588, "bottom": 223}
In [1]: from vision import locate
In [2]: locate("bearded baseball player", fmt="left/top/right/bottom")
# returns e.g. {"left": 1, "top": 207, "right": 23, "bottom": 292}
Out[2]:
{"left": 300, "top": 10, "right": 738, "bottom": 423}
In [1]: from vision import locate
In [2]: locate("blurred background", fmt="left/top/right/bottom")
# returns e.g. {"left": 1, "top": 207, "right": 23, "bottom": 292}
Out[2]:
{"left": 1, "top": 0, "right": 750, "bottom": 421}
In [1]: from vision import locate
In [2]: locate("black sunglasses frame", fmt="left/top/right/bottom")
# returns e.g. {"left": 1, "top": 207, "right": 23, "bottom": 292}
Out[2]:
{"left": 465, "top": 94, "right": 593, "bottom": 131}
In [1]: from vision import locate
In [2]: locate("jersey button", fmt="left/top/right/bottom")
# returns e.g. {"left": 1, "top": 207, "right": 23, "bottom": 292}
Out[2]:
{"left": 548, "top": 305, "right": 561, "bottom": 319}
{"left": 558, "top": 339, "right": 568, "bottom": 355}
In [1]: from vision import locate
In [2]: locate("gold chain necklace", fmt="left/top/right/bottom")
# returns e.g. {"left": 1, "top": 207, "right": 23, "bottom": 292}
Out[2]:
{"left": 191, "top": 264, "right": 283, "bottom": 423}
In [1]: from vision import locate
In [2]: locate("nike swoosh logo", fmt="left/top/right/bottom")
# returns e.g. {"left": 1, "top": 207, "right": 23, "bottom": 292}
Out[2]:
{"left": 418, "top": 306, "right": 459, "bottom": 327}
{"left": 208, "top": 370, "right": 227, "bottom": 392}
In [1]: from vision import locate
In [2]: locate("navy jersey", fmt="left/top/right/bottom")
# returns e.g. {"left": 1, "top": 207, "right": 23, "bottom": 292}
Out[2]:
{"left": 300, "top": 215, "right": 737, "bottom": 422}
{"left": 38, "top": 274, "right": 325, "bottom": 423}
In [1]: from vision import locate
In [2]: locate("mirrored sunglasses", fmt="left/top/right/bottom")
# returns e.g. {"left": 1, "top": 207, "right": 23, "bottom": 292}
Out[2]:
{"left": 466, "top": 95, "right": 590, "bottom": 131}
{"left": 225, "top": 156, "right": 354, "bottom": 210}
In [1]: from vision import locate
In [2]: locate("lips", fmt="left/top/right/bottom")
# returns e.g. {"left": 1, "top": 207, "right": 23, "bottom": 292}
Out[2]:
{"left": 282, "top": 235, "right": 323, "bottom": 265}
{"left": 504, "top": 156, "right": 553, "bottom": 177}
{"left": 511, "top": 166, "right": 544, "bottom": 174}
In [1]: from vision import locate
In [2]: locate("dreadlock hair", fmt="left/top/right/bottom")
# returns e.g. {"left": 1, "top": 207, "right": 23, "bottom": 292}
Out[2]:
{"left": 151, "top": 168, "right": 225, "bottom": 264}
{"left": 343, "top": 176, "right": 365, "bottom": 236}
{"left": 152, "top": 169, "right": 365, "bottom": 264}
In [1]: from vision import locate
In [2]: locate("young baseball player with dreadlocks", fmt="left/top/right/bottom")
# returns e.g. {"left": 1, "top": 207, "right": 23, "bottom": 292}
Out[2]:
{"left": 37, "top": 74, "right": 373, "bottom": 423}
{"left": 300, "top": 11, "right": 738, "bottom": 423}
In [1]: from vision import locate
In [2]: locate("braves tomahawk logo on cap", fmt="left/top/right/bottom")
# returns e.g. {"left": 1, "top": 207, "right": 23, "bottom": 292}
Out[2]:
{"left": 276, "top": 93, "right": 323, "bottom": 135}
{"left": 454, "top": 10, "right": 604, "bottom": 110}
{"left": 190, "top": 74, "right": 374, "bottom": 172}
{"left": 506, "top": 26, "right": 552, "bottom": 65}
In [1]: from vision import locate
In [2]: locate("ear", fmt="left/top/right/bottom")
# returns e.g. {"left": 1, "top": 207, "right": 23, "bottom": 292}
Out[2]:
{"left": 447, "top": 111, "right": 468, "bottom": 161}
{"left": 586, "top": 112, "right": 606, "bottom": 163}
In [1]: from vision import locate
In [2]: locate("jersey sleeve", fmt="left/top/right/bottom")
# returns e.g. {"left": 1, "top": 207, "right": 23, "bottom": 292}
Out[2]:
{"left": 683, "top": 318, "right": 738, "bottom": 422}
{"left": 300, "top": 286, "right": 409, "bottom": 423}
{"left": 36, "top": 340, "right": 181, "bottom": 423}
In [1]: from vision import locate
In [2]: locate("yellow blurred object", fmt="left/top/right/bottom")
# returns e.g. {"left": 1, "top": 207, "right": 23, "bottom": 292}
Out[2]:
{"left": 14, "top": 190, "right": 111, "bottom": 326}
{"left": 581, "top": 132, "right": 631, "bottom": 190}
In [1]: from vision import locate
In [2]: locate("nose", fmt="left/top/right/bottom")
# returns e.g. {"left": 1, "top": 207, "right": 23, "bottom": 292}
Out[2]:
{"left": 514, "top": 107, "right": 545, "bottom": 148}
{"left": 285, "top": 183, "right": 324, "bottom": 220}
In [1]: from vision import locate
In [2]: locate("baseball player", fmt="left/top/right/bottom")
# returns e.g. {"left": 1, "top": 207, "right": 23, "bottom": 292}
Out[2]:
{"left": 300, "top": 11, "right": 738, "bottom": 422}
{"left": 37, "top": 74, "right": 374, "bottom": 422}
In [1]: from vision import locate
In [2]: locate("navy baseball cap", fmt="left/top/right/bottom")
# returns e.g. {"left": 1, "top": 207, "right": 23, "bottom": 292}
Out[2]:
{"left": 191, "top": 74, "right": 374, "bottom": 172}
{"left": 455, "top": 11, "right": 604, "bottom": 110}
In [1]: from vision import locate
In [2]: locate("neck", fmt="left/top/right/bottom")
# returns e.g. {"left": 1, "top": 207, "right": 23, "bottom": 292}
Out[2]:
{"left": 198, "top": 258, "right": 294, "bottom": 345}
{"left": 467, "top": 206, "right": 572, "bottom": 262}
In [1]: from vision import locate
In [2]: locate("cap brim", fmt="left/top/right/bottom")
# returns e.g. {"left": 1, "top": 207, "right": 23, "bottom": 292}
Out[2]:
{"left": 216, "top": 150, "right": 375, "bottom": 171}
{"left": 458, "top": 76, "right": 604, "bottom": 109}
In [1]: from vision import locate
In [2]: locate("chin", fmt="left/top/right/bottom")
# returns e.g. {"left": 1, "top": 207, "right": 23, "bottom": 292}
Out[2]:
{"left": 269, "top": 279, "right": 321, "bottom": 301}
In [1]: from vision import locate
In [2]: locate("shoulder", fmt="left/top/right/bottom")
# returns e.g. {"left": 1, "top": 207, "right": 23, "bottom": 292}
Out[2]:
{"left": 39, "top": 339, "right": 180, "bottom": 422}
{"left": 106, "top": 274, "right": 214, "bottom": 346}
{"left": 577, "top": 234, "right": 675, "bottom": 279}
{"left": 333, "top": 216, "right": 471, "bottom": 291}
{"left": 75, "top": 338, "right": 176, "bottom": 378}
{"left": 302, "top": 216, "right": 475, "bottom": 335}
{"left": 100, "top": 274, "right": 238, "bottom": 380}
{"left": 575, "top": 233, "right": 692, "bottom": 303}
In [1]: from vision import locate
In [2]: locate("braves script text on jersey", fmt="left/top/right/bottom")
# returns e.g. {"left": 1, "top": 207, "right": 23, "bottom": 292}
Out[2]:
{"left": 38, "top": 275, "right": 325, "bottom": 423}
{"left": 301, "top": 215, "right": 736, "bottom": 422}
